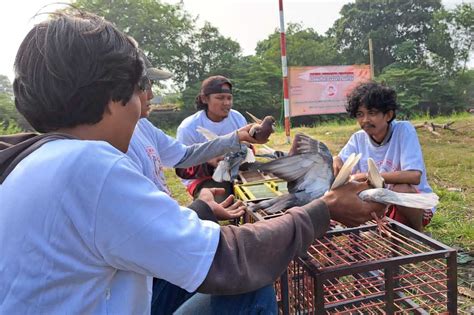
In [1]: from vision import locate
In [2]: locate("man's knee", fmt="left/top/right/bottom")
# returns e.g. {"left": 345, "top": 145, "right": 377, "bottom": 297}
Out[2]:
{"left": 391, "top": 184, "right": 417, "bottom": 193}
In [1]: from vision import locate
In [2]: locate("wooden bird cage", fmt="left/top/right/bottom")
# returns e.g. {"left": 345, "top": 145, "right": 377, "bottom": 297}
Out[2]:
{"left": 234, "top": 174, "right": 457, "bottom": 314}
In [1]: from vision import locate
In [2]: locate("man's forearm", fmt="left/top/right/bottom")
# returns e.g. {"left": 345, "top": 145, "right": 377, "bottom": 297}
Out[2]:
{"left": 174, "top": 132, "right": 241, "bottom": 168}
{"left": 197, "top": 201, "right": 330, "bottom": 295}
{"left": 382, "top": 170, "right": 421, "bottom": 185}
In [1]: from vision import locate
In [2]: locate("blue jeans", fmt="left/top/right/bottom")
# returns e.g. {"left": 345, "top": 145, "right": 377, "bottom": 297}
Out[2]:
{"left": 151, "top": 279, "right": 277, "bottom": 315}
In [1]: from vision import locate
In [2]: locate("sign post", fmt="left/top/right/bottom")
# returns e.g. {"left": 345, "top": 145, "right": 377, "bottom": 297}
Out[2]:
{"left": 278, "top": 0, "right": 291, "bottom": 143}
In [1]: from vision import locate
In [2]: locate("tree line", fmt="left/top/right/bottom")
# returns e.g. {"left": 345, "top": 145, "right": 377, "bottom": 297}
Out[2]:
{"left": 1, "top": 0, "right": 473, "bottom": 131}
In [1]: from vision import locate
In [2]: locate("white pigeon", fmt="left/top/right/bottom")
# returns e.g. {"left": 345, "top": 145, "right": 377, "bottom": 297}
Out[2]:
{"left": 357, "top": 158, "right": 439, "bottom": 209}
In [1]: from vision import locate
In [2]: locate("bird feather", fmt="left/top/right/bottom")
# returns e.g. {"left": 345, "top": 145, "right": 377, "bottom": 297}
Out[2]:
{"left": 249, "top": 134, "right": 334, "bottom": 213}
{"left": 359, "top": 188, "right": 439, "bottom": 209}
{"left": 331, "top": 153, "right": 361, "bottom": 189}
{"left": 196, "top": 126, "right": 218, "bottom": 141}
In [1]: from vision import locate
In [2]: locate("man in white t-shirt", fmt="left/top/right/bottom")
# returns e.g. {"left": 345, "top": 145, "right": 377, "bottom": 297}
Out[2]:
{"left": 127, "top": 52, "right": 247, "bottom": 218}
{"left": 0, "top": 11, "right": 386, "bottom": 314}
{"left": 176, "top": 76, "right": 248, "bottom": 201}
{"left": 333, "top": 82, "right": 434, "bottom": 231}
{"left": 128, "top": 52, "right": 271, "bottom": 314}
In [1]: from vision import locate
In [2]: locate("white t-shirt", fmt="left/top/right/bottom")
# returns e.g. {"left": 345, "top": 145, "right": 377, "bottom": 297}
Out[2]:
{"left": 0, "top": 140, "right": 220, "bottom": 314}
{"left": 127, "top": 118, "right": 187, "bottom": 194}
{"left": 176, "top": 109, "right": 247, "bottom": 186}
{"left": 177, "top": 109, "right": 247, "bottom": 145}
{"left": 338, "top": 120, "right": 434, "bottom": 210}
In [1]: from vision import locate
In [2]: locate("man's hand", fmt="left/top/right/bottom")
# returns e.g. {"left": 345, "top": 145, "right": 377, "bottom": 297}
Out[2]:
{"left": 197, "top": 188, "right": 246, "bottom": 220}
{"left": 320, "top": 181, "right": 386, "bottom": 227}
{"left": 349, "top": 172, "right": 368, "bottom": 182}
{"left": 332, "top": 156, "right": 343, "bottom": 177}
{"left": 207, "top": 156, "right": 224, "bottom": 168}
{"left": 236, "top": 124, "right": 270, "bottom": 145}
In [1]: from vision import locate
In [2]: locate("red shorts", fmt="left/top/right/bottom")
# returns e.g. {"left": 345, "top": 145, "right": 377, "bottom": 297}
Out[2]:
{"left": 386, "top": 205, "right": 433, "bottom": 227}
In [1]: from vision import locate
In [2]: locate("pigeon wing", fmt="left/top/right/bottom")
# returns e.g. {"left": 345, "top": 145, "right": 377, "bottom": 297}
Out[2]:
{"left": 252, "top": 136, "right": 333, "bottom": 195}
{"left": 246, "top": 111, "right": 262, "bottom": 124}
{"left": 359, "top": 188, "right": 439, "bottom": 209}
{"left": 367, "top": 158, "right": 384, "bottom": 188}
{"left": 331, "top": 153, "right": 362, "bottom": 190}
{"left": 252, "top": 154, "right": 313, "bottom": 184}
{"left": 196, "top": 126, "right": 218, "bottom": 141}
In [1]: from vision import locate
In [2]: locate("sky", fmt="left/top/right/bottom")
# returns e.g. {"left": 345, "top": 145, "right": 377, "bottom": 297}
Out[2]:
{"left": 0, "top": 0, "right": 470, "bottom": 82}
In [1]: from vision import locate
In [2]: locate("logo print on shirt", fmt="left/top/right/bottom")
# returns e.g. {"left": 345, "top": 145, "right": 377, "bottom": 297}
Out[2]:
{"left": 376, "top": 159, "right": 398, "bottom": 173}
{"left": 145, "top": 146, "right": 171, "bottom": 195}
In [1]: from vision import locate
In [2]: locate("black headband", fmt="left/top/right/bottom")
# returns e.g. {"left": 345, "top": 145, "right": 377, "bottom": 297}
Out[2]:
{"left": 203, "top": 78, "right": 233, "bottom": 95}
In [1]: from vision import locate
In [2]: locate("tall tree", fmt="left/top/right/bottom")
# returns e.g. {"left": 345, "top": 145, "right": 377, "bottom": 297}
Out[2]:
{"left": 74, "top": 0, "right": 194, "bottom": 84}
{"left": 256, "top": 23, "right": 342, "bottom": 67}
{"left": 0, "top": 74, "right": 33, "bottom": 131}
{"left": 74, "top": 0, "right": 242, "bottom": 88}
{"left": 450, "top": 3, "right": 474, "bottom": 73}
{"left": 184, "top": 22, "right": 241, "bottom": 84}
{"left": 425, "top": 8, "right": 456, "bottom": 75}
{"left": 379, "top": 67, "right": 466, "bottom": 116}
{"left": 0, "top": 75, "right": 13, "bottom": 95}
{"left": 181, "top": 56, "right": 281, "bottom": 119}
{"left": 329, "top": 0, "right": 443, "bottom": 74}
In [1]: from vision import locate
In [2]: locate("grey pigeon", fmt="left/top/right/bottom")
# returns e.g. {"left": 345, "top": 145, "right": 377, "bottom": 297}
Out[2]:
{"left": 248, "top": 133, "right": 334, "bottom": 213}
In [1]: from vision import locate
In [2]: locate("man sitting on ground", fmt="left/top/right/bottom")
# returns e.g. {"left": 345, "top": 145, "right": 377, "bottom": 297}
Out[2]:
{"left": 333, "top": 82, "right": 435, "bottom": 231}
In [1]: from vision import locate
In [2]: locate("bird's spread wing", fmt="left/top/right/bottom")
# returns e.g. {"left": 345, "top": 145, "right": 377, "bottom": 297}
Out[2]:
{"left": 367, "top": 157, "right": 385, "bottom": 188}
{"left": 359, "top": 157, "right": 439, "bottom": 210}
{"left": 293, "top": 133, "right": 332, "bottom": 160}
{"left": 359, "top": 188, "right": 439, "bottom": 209}
{"left": 258, "top": 144, "right": 275, "bottom": 155}
{"left": 331, "top": 152, "right": 361, "bottom": 189}
{"left": 246, "top": 111, "right": 262, "bottom": 124}
{"left": 255, "top": 145, "right": 286, "bottom": 159}
{"left": 196, "top": 126, "right": 218, "bottom": 141}
{"left": 251, "top": 135, "right": 333, "bottom": 195}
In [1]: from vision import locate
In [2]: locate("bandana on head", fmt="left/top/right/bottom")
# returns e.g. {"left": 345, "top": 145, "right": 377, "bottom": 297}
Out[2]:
{"left": 203, "top": 77, "right": 232, "bottom": 95}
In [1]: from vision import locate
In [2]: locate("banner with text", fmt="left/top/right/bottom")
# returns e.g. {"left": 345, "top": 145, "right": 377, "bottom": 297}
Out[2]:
{"left": 289, "top": 65, "right": 371, "bottom": 117}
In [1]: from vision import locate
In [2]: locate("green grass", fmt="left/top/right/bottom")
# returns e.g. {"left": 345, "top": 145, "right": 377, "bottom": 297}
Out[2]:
{"left": 165, "top": 113, "right": 474, "bottom": 251}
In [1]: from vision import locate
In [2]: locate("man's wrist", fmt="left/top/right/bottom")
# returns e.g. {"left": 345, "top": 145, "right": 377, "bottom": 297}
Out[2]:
{"left": 301, "top": 199, "right": 331, "bottom": 238}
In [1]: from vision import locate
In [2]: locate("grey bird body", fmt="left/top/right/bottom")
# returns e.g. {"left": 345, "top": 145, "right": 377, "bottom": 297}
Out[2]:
{"left": 248, "top": 134, "right": 334, "bottom": 213}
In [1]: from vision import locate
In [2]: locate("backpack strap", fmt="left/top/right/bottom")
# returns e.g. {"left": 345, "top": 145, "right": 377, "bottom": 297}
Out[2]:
{"left": 0, "top": 133, "right": 76, "bottom": 184}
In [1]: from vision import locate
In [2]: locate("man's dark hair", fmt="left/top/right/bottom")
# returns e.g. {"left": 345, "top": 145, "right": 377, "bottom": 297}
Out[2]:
{"left": 13, "top": 11, "right": 143, "bottom": 132}
{"left": 346, "top": 81, "right": 399, "bottom": 123}
{"left": 195, "top": 75, "right": 232, "bottom": 111}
